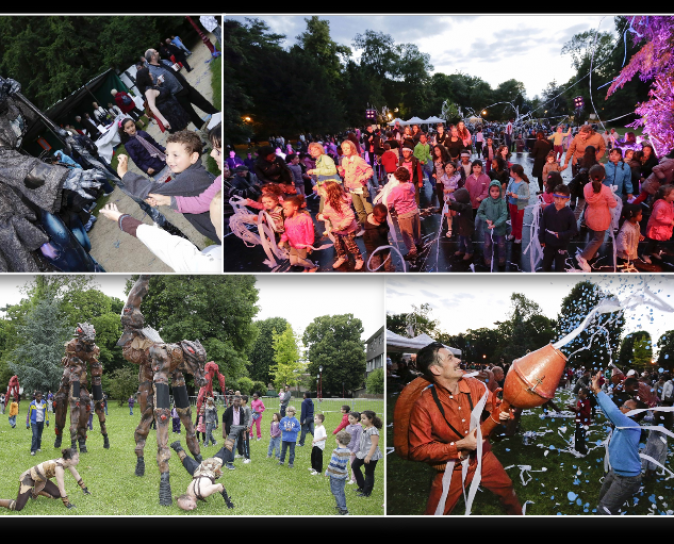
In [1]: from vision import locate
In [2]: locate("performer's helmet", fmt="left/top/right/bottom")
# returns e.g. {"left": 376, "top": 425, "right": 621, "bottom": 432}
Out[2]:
{"left": 121, "top": 304, "right": 144, "bottom": 329}
{"left": 76, "top": 323, "right": 96, "bottom": 343}
{"left": 180, "top": 340, "right": 206, "bottom": 366}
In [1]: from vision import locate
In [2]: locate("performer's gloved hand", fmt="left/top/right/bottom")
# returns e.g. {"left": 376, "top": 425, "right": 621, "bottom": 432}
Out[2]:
{"left": 0, "top": 77, "right": 21, "bottom": 101}
{"left": 62, "top": 170, "right": 102, "bottom": 201}
{"left": 221, "top": 489, "right": 234, "bottom": 509}
{"left": 62, "top": 495, "right": 75, "bottom": 509}
{"left": 82, "top": 487, "right": 91, "bottom": 495}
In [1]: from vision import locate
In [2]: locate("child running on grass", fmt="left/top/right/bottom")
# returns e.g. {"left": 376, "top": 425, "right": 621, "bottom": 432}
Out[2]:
{"left": 310, "top": 413, "right": 327, "bottom": 475}
{"left": 326, "top": 430, "right": 352, "bottom": 515}
{"left": 267, "top": 412, "right": 282, "bottom": 459}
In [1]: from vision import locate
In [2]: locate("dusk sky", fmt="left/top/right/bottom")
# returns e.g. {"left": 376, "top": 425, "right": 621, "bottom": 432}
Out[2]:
{"left": 225, "top": 14, "right": 620, "bottom": 99}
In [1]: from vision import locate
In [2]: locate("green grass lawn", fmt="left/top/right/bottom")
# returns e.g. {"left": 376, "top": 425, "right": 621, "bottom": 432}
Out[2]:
{"left": 388, "top": 383, "right": 673, "bottom": 516}
{"left": 0, "top": 401, "right": 384, "bottom": 516}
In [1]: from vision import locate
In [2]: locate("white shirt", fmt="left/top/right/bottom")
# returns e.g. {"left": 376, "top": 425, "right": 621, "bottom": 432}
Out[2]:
{"left": 313, "top": 425, "right": 328, "bottom": 451}
{"left": 136, "top": 225, "right": 222, "bottom": 273}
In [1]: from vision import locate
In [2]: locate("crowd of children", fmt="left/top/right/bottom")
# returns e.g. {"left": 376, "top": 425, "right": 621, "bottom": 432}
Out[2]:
{"left": 226, "top": 124, "right": 674, "bottom": 273}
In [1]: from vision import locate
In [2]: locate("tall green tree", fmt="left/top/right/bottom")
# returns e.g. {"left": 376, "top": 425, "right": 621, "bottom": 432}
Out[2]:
{"left": 656, "top": 331, "right": 674, "bottom": 370}
{"left": 556, "top": 281, "right": 625, "bottom": 370}
{"left": 248, "top": 317, "right": 290, "bottom": 385}
{"left": 270, "top": 324, "right": 303, "bottom": 389}
{"left": 303, "top": 314, "right": 366, "bottom": 396}
{"left": 297, "top": 16, "right": 351, "bottom": 83}
{"left": 618, "top": 331, "right": 652, "bottom": 369}
{"left": 8, "top": 297, "right": 71, "bottom": 393}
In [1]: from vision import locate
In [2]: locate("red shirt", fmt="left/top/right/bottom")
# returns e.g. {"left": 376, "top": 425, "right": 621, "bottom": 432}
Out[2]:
{"left": 576, "top": 398, "right": 591, "bottom": 426}
{"left": 381, "top": 150, "right": 399, "bottom": 173}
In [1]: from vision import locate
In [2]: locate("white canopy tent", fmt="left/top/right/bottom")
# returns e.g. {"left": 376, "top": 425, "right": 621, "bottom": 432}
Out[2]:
{"left": 386, "top": 330, "right": 461, "bottom": 356}
{"left": 423, "top": 116, "right": 445, "bottom": 125}
{"left": 387, "top": 117, "right": 405, "bottom": 126}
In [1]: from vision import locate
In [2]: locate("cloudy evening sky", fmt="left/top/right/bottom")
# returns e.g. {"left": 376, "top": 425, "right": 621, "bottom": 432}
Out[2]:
{"left": 225, "top": 14, "right": 622, "bottom": 99}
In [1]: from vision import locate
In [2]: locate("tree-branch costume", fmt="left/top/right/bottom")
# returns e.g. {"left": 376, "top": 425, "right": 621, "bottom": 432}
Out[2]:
{"left": 119, "top": 275, "right": 208, "bottom": 505}
{"left": 196, "top": 361, "right": 226, "bottom": 415}
{"left": 4, "top": 375, "right": 20, "bottom": 410}
{"left": 0, "top": 76, "right": 103, "bottom": 272}
{"left": 53, "top": 323, "right": 109, "bottom": 452}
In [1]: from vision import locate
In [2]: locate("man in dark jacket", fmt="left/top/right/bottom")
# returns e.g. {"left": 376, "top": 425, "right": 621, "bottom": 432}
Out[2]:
{"left": 446, "top": 187, "right": 474, "bottom": 260}
{"left": 538, "top": 183, "right": 577, "bottom": 272}
{"left": 298, "top": 392, "right": 315, "bottom": 447}
{"left": 229, "top": 165, "right": 261, "bottom": 200}
{"left": 222, "top": 396, "right": 249, "bottom": 469}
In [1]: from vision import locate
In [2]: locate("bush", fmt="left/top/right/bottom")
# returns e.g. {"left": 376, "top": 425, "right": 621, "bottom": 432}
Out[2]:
{"left": 366, "top": 368, "right": 384, "bottom": 395}
{"left": 108, "top": 366, "right": 140, "bottom": 406}
{"left": 237, "top": 377, "right": 254, "bottom": 395}
{"left": 252, "top": 381, "right": 267, "bottom": 396}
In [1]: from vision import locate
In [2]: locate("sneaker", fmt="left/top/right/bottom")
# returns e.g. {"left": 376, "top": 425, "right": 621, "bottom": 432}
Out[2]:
{"left": 333, "top": 257, "right": 347, "bottom": 268}
{"left": 31, "top": 451, "right": 35, "bottom": 456}
{"left": 297, "top": 443, "right": 304, "bottom": 447}
{"left": 310, "top": 470, "right": 318, "bottom": 475}
{"left": 84, "top": 215, "right": 97, "bottom": 232}
{"left": 225, "top": 463, "right": 235, "bottom": 470}
{"left": 357, "top": 492, "right": 371, "bottom": 498}
{"left": 277, "top": 461, "right": 284, "bottom": 466}
{"left": 445, "top": 231, "right": 452, "bottom": 238}
{"left": 267, "top": 455, "right": 272, "bottom": 459}
{"left": 347, "top": 480, "right": 356, "bottom": 485}
{"left": 576, "top": 255, "right": 591, "bottom": 272}
{"left": 288, "top": 464, "right": 294, "bottom": 468}
{"left": 243, "top": 459, "right": 251, "bottom": 464}
{"left": 235, "top": 454, "right": 243, "bottom": 459}
{"left": 256, "top": 437, "right": 261, "bottom": 441}
{"left": 354, "top": 260, "right": 364, "bottom": 271}
{"left": 37, "top": 449, "right": 41, "bottom": 452}
{"left": 340, "top": 510, "right": 350, "bottom": 515}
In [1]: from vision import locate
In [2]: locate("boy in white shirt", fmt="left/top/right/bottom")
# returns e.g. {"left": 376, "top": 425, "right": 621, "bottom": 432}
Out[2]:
{"left": 310, "top": 414, "right": 327, "bottom": 475}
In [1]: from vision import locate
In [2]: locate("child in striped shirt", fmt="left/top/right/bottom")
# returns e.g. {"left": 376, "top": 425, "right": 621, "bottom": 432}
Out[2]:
{"left": 326, "top": 430, "right": 352, "bottom": 515}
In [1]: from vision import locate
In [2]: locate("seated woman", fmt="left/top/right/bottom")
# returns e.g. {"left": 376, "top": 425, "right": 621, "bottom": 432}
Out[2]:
{"left": 118, "top": 117, "right": 170, "bottom": 182}
{"left": 0, "top": 448, "right": 90, "bottom": 511}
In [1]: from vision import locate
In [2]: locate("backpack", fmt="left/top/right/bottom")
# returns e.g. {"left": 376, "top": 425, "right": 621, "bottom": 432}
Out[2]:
{"left": 121, "top": 94, "right": 133, "bottom": 106}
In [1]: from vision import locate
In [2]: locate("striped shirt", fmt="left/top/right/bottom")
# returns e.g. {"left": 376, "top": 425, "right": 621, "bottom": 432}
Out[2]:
{"left": 326, "top": 447, "right": 351, "bottom": 479}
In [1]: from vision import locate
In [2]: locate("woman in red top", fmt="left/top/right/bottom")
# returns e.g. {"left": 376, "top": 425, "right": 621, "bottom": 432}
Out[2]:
{"left": 577, "top": 165, "right": 618, "bottom": 271}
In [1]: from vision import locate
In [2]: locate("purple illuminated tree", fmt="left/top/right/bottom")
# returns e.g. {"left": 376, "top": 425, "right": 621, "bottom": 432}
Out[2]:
{"left": 606, "top": 16, "right": 674, "bottom": 157}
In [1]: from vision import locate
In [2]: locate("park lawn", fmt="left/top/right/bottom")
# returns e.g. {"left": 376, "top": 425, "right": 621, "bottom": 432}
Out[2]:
{"left": 388, "top": 385, "right": 673, "bottom": 516}
{"left": 0, "top": 401, "right": 384, "bottom": 516}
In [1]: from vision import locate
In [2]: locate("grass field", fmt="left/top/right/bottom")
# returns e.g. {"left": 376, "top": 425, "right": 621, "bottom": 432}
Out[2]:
{"left": 388, "top": 382, "right": 673, "bottom": 516}
{"left": 0, "top": 400, "right": 384, "bottom": 516}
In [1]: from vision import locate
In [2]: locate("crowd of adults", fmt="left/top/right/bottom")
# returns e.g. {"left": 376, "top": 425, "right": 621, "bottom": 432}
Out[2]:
{"left": 225, "top": 118, "right": 674, "bottom": 272}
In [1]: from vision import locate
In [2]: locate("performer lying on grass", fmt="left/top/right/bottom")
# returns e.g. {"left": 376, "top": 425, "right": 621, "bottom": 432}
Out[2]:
{"left": 0, "top": 448, "right": 90, "bottom": 511}
{"left": 169, "top": 427, "right": 243, "bottom": 511}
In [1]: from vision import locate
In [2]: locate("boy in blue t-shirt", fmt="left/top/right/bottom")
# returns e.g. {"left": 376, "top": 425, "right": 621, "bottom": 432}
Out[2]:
{"left": 278, "top": 406, "right": 300, "bottom": 468}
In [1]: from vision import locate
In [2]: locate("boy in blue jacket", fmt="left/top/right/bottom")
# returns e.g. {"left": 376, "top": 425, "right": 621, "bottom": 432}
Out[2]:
{"left": 27, "top": 391, "right": 49, "bottom": 456}
{"left": 278, "top": 406, "right": 301, "bottom": 468}
{"left": 591, "top": 372, "right": 646, "bottom": 515}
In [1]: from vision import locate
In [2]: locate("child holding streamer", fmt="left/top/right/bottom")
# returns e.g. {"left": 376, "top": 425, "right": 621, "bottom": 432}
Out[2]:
{"left": 279, "top": 195, "right": 319, "bottom": 273}
{"left": 317, "top": 181, "right": 364, "bottom": 271}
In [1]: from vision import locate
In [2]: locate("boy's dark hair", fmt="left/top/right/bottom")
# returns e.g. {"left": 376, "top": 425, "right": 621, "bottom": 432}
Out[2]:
{"left": 315, "top": 413, "right": 325, "bottom": 422}
{"left": 471, "top": 159, "right": 483, "bottom": 169}
{"left": 624, "top": 377, "right": 639, "bottom": 389}
{"left": 373, "top": 203, "right": 387, "bottom": 215}
{"left": 166, "top": 130, "right": 203, "bottom": 155}
{"left": 394, "top": 166, "right": 410, "bottom": 182}
{"left": 554, "top": 183, "right": 570, "bottom": 196}
{"left": 285, "top": 153, "right": 297, "bottom": 163}
{"left": 335, "top": 430, "right": 351, "bottom": 446}
{"left": 577, "top": 386, "right": 588, "bottom": 396}
{"left": 242, "top": 395, "right": 248, "bottom": 402}
{"left": 342, "top": 405, "right": 351, "bottom": 413}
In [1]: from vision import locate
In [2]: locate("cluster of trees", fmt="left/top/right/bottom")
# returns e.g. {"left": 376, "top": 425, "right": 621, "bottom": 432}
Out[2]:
{"left": 0, "top": 16, "right": 196, "bottom": 111}
{"left": 224, "top": 16, "right": 651, "bottom": 147}
{"left": 247, "top": 314, "right": 373, "bottom": 397}
{"left": 387, "top": 281, "right": 674, "bottom": 373}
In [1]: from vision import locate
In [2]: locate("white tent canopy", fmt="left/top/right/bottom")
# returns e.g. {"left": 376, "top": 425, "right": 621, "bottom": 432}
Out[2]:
{"left": 386, "top": 330, "right": 461, "bottom": 356}
{"left": 423, "top": 116, "right": 445, "bottom": 124}
{"left": 406, "top": 116, "right": 425, "bottom": 125}
{"left": 387, "top": 117, "right": 404, "bottom": 126}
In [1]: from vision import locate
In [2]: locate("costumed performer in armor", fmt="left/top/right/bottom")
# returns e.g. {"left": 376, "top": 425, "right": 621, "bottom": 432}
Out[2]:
{"left": 0, "top": 448, "right": 90, "bottom": 511}
{"left": 0, "top": 76, "right": 104, "bottom": 272}
{"left": 53, "top": 323, "right": 109, "bottom": 452}
{"left": 169, "top": 428, "right": 244, "bottom": 511}
{"left": 408, "top": 342, "right": 522, "bottom": 515}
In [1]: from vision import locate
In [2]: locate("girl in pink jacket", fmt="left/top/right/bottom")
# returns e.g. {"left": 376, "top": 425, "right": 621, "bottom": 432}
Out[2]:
{"left": 280, "top": 195, "right": 318, "bottom": 272}
{"left": 317, "top": 181, "right": 364, "bottom": 270}
{"left": 642, "top": 184, "right": 674, "bottom": 264}
{"left": 577, "top": 165, "right": 617, "bottom": 271}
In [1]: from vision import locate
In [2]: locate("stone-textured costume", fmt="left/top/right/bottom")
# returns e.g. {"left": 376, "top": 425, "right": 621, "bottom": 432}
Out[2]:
{"left": 119, "top": 275, "right": 208, "bottom": 505}
{"left": 0, "top": 76, "right": 103, "bottom": 271}
{"left": 53, "top": 323, "right": 109, "bottom": 452}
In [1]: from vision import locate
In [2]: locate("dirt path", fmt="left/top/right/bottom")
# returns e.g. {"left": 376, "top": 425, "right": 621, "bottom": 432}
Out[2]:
{"left": 88, "top": 35, "right": 218, "bottom": 272}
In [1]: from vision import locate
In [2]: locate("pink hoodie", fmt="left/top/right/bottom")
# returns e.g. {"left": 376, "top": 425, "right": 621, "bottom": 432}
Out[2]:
{"left": 174, "top": 176, "right": 222, "bottom": 214}
{"left": 646, "top": 199, "right": 674, "bottom": 241}
{"left": 280, "top": 212, "right": 314, "bottom": 249}
{"left": 583, "top": 182, "right": 617, "bottom": 231}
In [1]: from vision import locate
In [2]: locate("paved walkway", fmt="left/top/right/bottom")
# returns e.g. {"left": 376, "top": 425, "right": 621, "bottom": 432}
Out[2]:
{"left": 88, "top": 34, "right": 218, "bottom": 272}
